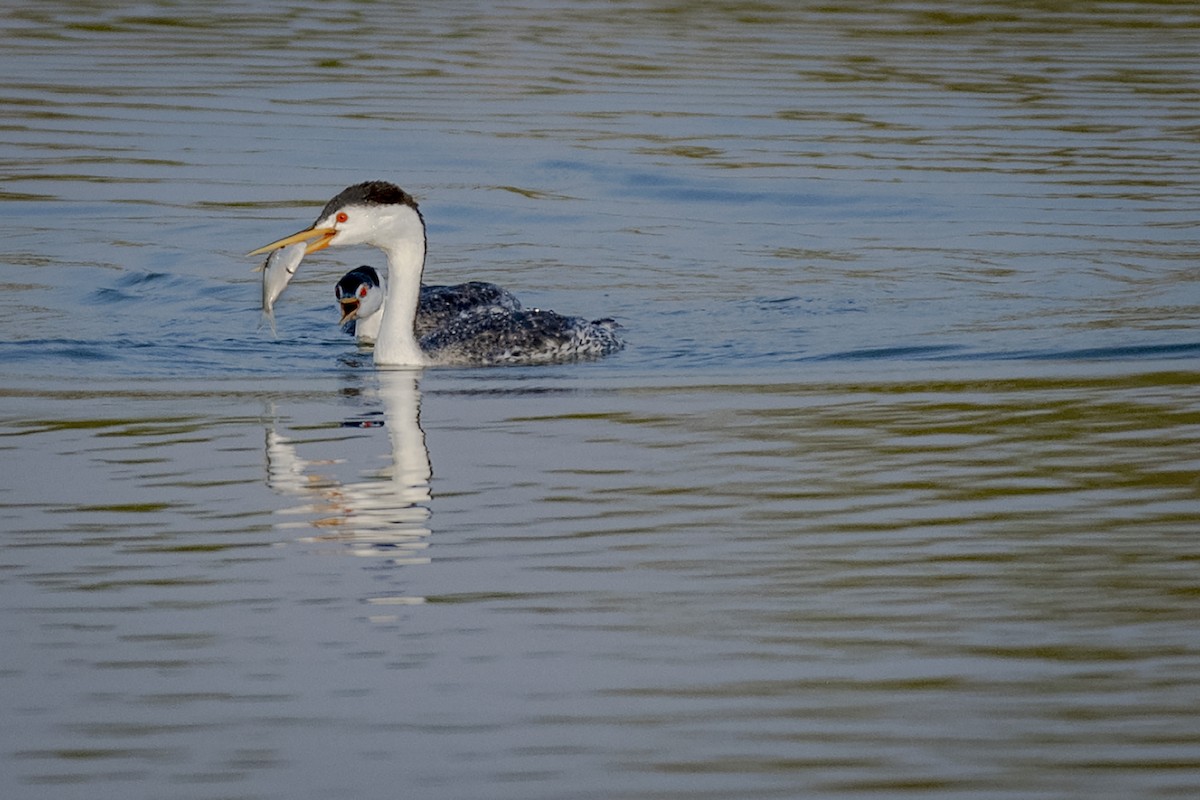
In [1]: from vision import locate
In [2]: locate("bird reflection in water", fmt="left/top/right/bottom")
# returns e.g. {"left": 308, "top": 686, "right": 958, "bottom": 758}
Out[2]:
{"left": 264, "top": 370, "right": 431, "bottom": 582}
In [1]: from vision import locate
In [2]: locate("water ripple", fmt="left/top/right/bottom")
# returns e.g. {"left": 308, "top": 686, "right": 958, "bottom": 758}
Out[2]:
{"left": 2, "top": 3, "right": 1199, "bottom": 798}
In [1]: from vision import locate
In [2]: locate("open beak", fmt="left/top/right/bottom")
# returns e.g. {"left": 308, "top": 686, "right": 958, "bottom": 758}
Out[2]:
{"left": 247, "top": 226, "right": 337, "bottom": 257}
{"left": 338, "top": 297, "right": 360, "bottom": 325}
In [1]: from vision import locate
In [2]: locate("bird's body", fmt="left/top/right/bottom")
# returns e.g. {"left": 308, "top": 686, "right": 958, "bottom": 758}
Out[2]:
{"left": 416, "top": 281, "right": 522, "bottom": 339}
{"left": 252, "top": 181, "right": 623, "bottom": 367}
{"left": 337, "top": 265, "right": 523, "bottom": 345}
{"left": 420, "top": 306, "right": 622, "bottom": 365}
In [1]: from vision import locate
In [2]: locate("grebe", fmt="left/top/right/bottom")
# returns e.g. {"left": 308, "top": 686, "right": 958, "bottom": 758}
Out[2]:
{"left": 250, "top": 181, "right": 622, "bottom": 366}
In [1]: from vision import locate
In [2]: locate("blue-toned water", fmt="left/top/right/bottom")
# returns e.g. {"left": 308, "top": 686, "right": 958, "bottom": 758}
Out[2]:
{"left": 2, "top": 2, "right": 1198, "bottom": 798}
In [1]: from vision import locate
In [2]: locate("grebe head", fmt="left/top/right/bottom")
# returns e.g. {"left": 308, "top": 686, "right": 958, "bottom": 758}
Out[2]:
{"left": 248, "top": 181, "right": 425, "bottom": 256}
{"left": 335, "top": 265, "right": 384, "bottom": 327}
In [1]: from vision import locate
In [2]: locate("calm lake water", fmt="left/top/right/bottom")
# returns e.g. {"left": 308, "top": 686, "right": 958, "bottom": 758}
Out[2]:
{"left": 2, "top": 2, "right": 1199, "bottom": 798}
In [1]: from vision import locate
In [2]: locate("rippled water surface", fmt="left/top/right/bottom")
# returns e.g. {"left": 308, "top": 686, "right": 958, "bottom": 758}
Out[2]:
{"left": 2, "top": 2, "right": 1199, "bottom": 798}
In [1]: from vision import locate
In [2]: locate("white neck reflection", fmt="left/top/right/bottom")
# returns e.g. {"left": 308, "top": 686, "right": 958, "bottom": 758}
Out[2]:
{"left": 265, "top": 370, "right": 431, "bottom": 568}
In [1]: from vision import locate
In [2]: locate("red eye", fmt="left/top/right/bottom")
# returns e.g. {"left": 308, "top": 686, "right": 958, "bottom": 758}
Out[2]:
{"left": 336, "top": 211, "right": 349, "bottom": 223}
{"left": 358, "top": 285, "right": 369, "bottom": 299}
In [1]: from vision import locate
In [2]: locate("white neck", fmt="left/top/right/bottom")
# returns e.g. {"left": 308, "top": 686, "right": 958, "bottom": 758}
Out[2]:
{"left": 356, "top": 304, "right": 383, "bottom": 344}
{"left": 372, "top": 218, "right": 428, "bottom": 367}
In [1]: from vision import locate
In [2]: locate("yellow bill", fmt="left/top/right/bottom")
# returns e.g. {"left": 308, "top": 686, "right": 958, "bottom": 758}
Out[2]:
{"left": 247, "top": 226, "right": 337, "bottom": 257}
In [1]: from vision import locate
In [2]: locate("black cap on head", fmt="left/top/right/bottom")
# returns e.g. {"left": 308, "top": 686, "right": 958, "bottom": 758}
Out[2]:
{"left": 350, "top": 265, "right": 381, "bottom": 285}
{"left": 334, "top": 265, "right": 381, "bottom": 299}
{"left": 317, "top": 181, "right": 420, "bottom": 223}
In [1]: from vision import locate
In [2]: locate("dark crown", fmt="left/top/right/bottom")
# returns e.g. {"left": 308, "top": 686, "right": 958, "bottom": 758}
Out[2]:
{"left": 317, "top": 181, "right": 420, "bottom": 223}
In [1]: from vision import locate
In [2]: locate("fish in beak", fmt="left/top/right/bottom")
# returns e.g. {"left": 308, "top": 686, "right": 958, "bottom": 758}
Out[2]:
{"left": 250, "top": 224, "right": 340, "bottom": 331}
{"left": 256, "top": 241, "right": 307, "bottom": 318}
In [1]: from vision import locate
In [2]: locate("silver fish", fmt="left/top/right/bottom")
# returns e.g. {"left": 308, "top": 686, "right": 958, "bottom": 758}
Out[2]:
{"left": 256, "top": 241, "right": 306, "bottom": 331}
